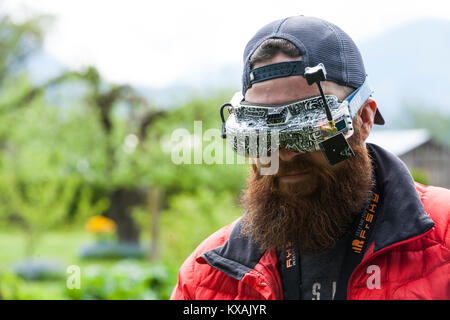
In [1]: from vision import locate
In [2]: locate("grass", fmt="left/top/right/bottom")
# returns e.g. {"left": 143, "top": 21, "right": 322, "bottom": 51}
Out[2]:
{"left": 0, "top": 229, "right": 89, "bottom": 266}
{"left": 0, "top": 228, "right": 177, "bottom": 300}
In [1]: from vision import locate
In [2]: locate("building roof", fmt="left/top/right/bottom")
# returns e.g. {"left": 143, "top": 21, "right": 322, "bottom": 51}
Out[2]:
{"left": 366, "top": 128, "right": 431, "bottom": 156}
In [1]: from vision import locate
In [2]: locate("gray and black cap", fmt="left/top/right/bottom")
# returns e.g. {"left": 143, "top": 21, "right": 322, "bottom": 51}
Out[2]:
{"left": 241, "top": 15, "right": 385, "bottom": 125}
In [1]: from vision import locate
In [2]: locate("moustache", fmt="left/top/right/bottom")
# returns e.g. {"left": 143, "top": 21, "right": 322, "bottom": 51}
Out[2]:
{"left": 266, "top": 151, "right": 336, "bottom": 183}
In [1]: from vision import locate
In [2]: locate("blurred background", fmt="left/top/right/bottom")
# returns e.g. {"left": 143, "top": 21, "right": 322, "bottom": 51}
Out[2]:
{"left": 0, "top": 0, "right": 449, "bottom": 300}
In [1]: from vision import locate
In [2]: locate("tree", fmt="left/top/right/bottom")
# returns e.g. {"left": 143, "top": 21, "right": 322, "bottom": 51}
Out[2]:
{"left": 0, "top": 14, "right": 108, "bottom": 255}
{"left": 0, "top": 13, "right": 50, "bottom": 85}
{"left": 402, "top": 104, "right": 450, "bottom": 147}
{"left": 0, "top": 12, "right": 166, "bottom": 245}
{"left": 0, "top": 12, "right": 249, "bottom": 267}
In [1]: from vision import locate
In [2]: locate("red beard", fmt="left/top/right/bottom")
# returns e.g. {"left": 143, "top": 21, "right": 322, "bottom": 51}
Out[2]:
{"left": 240, "top": 126, "right": 374, "bottom": 253}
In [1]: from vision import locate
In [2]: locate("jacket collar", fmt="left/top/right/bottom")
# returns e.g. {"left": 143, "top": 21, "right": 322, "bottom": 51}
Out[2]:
{"left": 201, "top": 143, "right": 435, "bottom": 279}
{"left": 367, "top": 143, "right": 434, "bottom": 252}
{"left": 200, "top": 219, "right": 264, "bottom": 280}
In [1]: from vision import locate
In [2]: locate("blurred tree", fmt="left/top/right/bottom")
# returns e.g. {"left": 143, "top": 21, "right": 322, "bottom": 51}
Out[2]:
{"left": 0, "top": 12, "right": 249, "bottom": 268}
{"left": 401, "top": 104, "right": 450, "bottom": 147}
{"left": 0, "top": 14, "right": 108, "bottom": 256}
{"left": 0, "top": 11, "right": 165, "bottom": 245}
{"left": 0, "top": 80, "right": 109, "bottom": 257}
{"left": 409, "top": 168, "right": 430, "bottom": 185}
{"left": 137, "top": 92, "right": 249, "bottom": 263}
{"left": 0, "top": 13, "right": 50, "bottom": 84}
{"left": 0, "top": 65, "right": 167, "bottom": 244}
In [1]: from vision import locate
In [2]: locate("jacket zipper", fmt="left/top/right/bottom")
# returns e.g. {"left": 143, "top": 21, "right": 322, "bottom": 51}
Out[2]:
{"left": 346, "top": 226, "right": 435, "bottom": 300}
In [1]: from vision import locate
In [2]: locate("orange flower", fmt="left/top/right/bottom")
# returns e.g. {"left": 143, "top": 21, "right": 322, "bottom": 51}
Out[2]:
{"left": 85, "top": 215, "right": 117, "bottom": 234}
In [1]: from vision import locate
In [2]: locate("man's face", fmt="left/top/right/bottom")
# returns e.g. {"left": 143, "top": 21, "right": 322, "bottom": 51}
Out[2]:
{"left": 245, "top": 53, "right": 350, "bottom": 196}
{"left": 240, "top": 53, "right": 374, "bottom": 253}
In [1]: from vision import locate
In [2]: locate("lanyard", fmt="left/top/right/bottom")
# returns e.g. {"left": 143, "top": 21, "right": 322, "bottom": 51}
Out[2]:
{"left": 278, "top": 184, "right": 381, "bottom": 300}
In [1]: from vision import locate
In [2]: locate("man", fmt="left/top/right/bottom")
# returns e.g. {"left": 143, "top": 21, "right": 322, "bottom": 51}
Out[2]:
{"left": 171, "top": 15, "right": 450, "bottom": 300}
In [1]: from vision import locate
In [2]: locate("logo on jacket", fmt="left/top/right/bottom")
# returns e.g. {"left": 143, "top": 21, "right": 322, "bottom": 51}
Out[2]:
{"left": 352, "top": 192, "right": 380, "bottom": 253}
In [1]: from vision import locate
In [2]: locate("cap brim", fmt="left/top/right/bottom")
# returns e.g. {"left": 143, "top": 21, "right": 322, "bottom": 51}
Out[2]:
{"left": 374, "top": 109, "right": 385, "bottom": 125}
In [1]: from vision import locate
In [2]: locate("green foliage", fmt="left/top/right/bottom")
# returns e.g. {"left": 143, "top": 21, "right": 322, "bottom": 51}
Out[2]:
{"left": 65, "top": 261, "right": 172, "bottom": 300}
{"left": 410, "top": 168, "right": 430, "bottom": 185}
{"left": 0, "top": 13, "right": 51, "bottom": 83}
{"left": 0, "top": 271, "right": 24, "bottom": 299}
{"left": 160, "top": 188, "right": 242, "bottom": 265}
{"left": 1, "top": 261, "right": 173, "bottom": 300}
{"left": 402, "top": 104, "right": 450, "bottom": 147}
{"left": 150, "top": 93, "right": 249, "bottom": 266}
{"left": 0, "top": 84, "right": 110, "bottom": 255}
{"left": 0, "top": 270, "right": 63, "bottom": 300}
{"left": 145, "top": 91, "right": 249, "bottom": 192}
{"left": 0, "top": 230, "right": 179, "bottom": 300}
{"left": 0, "top": 12, "right": 251, "bottom": 300}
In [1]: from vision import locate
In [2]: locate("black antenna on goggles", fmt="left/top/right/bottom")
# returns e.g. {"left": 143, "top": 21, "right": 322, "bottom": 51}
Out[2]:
{"left": 220, "top": 103, "right": 231, "bottom": 139}
{"left": 304, "top": 63, "right": 355, "bottom": 166}
{"left": 304, "top": 64, "right": 337, "bottom": 132}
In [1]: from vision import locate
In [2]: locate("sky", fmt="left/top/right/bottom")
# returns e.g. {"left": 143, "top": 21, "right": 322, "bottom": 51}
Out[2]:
{"left": 3, "top": 0, "right": 450, "bottom": 88}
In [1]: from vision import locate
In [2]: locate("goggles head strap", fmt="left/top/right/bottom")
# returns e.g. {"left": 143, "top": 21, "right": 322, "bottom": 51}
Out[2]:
{"left": 249, "top": 61, "right": 305, "bottom": 87}
{"left": 345, "top": 76, "right": 373, "bottom": 119}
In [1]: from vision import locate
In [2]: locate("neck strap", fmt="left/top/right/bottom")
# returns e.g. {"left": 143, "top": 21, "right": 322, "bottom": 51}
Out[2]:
{"left": 278, "top": 175, "right": 381, "bottom": 300}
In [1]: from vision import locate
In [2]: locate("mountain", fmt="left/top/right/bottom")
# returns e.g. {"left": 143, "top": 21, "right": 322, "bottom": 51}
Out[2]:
{"left": 358, "top": 18, "right": 450, "bottom": 127}
{"left": 25, "top": 18, "right": 450, "bottom": 122}
{"left": 133, "top": 63, "right": 242, "bottom": 109}
{"left": 143, "top": 18, "right": 450, "bottom": 125}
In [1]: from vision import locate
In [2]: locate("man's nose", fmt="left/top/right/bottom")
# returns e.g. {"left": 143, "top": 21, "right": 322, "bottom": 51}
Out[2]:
{"left": 279, "top": 148, "right": 299, "bottom": 162}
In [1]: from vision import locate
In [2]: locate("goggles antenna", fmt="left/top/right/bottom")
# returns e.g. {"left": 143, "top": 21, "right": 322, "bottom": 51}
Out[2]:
{"left": 304, "top": 64, "right": 337, "bottom": 132}
{"left": 304, "top": 63, "right": 355, "bottom": 165}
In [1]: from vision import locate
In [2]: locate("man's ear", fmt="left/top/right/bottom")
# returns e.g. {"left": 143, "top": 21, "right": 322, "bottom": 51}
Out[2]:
{"left": 355, "top": 98, "right": 377, "bottom": 141}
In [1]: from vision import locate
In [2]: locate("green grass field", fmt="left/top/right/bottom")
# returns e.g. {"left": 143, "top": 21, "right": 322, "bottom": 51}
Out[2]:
{"left": 0, "top": 229, "right": 89, "bottom": 266}
{"left": 0, "top": 229, "right": 177, "bottom": 300}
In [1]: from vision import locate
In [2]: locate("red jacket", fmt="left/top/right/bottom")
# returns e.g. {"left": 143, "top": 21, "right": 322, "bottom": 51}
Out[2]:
{"left": 171, "top": 145, "right": 450, "bottom": 300}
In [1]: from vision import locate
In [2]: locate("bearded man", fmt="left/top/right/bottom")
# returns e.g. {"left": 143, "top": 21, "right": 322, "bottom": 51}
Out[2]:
{"left": 171, "top": 15, "right": 450, "bottom": 300}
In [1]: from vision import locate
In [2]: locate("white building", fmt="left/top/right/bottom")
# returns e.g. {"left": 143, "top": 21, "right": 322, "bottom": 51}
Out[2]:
{"left": 367, "top": 129, "right": 450, "bottom": 188}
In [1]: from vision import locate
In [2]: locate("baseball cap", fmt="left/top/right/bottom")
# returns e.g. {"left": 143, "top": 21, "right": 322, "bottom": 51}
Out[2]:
{"left": 242, "top": 15, "right": 385, "bottom": 125}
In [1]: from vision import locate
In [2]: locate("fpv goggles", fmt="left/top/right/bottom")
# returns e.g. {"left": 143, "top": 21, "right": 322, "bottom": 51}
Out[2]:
{"left": 220, "top": 63, "right": 373, "bottom": 165}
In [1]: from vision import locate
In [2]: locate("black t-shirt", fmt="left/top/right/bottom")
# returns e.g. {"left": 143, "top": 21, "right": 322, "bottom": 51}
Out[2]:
{"left": 278, "top": 188, "right": 380, "bottom": 300}
{"left": 299, "top": 233, "right": 352, "bottom": 300}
